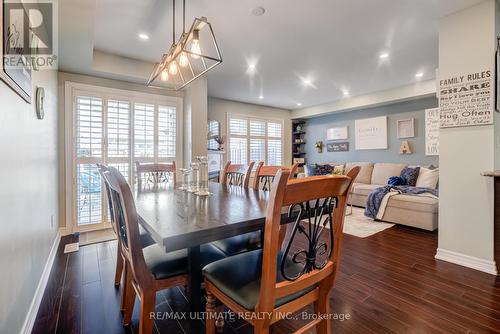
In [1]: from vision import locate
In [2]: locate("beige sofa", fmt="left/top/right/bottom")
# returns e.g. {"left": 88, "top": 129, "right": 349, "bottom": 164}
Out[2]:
{"left": 304, "top": 162, "right": 438, "bottom": 231}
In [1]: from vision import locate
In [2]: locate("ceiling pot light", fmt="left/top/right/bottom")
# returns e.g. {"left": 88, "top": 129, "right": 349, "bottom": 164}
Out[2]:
{"left": 416, "top": 72, "right": 424, "bottom": 78}
{"left": 138, "top": 33, "right": 149, "bottom": 40}
{"left": 259, "top": 95, "right": 264, "bottom": 99}
{"left": 147, "top": 0, "right": 222, "bottom": 90}
{"left": 379, "top": 52, "right": 389, "bottom": 59}
{"left": 296, "top": 102, "right": 302, "bottom": 106}
{"left": 343, "top": 90, "right": 350, "bottom": 97}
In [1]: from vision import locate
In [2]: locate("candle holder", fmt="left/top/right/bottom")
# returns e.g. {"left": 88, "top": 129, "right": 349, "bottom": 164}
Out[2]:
{"left": 178, "top": 168, "right": 191, "bottom": 190}
{"left": 195, "top": 156, "right": 211, "bottom": 196}
{"left": 188, "top": 162, "right": 200, "bottom": 193}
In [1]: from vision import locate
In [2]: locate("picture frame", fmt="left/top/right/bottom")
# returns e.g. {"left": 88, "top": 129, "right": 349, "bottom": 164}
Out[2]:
{"left": 397, "top": 118, "right": 415, "bottom": 138}
{"left": 0, "top": 0, "right": 32, "bottom": 103}
{"left": 355, "top": 116, "right": 388, "bottom": 150}
{"left": 327, "top": 142, "right": 349, "bottom": 152}
{"left": 326, "top": 126, "right": 348, "bottom": 141}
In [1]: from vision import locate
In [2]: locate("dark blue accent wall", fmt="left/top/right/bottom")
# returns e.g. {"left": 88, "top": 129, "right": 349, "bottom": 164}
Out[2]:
{"left": 304, "top": 97, "right": 439, "bottom": 166}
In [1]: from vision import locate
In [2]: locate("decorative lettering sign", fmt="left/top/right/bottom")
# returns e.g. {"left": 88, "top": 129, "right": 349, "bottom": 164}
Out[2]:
{"left": 439, "top": 70, "right": 493, "bottom": 128}
{"left": 425, "top": 108, "right": 439, "bottom": 156}
{"left": 355, "top": 116, "right": 388, "bottom": 150}
{"left": 327, "top": 142, "right": 349, "bottom": 152}
{"left": 326, "top": 126, "right": 348, "bottom": 141}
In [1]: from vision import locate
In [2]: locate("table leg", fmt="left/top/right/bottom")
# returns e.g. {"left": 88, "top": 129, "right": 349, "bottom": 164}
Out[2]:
{"left": 187, "top": 245, "right": 202, "bottom": 331}
{"left": 346, "top": 192, "right": 353, "bottom": 216}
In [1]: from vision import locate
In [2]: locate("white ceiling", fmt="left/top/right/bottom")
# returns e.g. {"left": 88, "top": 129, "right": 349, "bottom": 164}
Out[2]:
{"left": 59, "top": 0, "right": 484, "bottom": 110}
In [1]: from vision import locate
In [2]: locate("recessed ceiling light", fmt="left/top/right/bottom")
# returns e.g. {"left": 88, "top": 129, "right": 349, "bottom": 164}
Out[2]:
{"left": 379, "top": 52, "right": 389, "bottom": 59}
{"left": 343, "top": 90, "right": 350, "bottom": 97}
{"left": 248, "top": 64, "right": 256, "bottom": 70}
{"left": 296, "top": 102, "right": 302, "bottom": 106}
{"left": 138, "top": 33, "right": 149, "bottom": 40}
{"left": 251, "top": 6, "right": 266, "bottom": 16}
{"left": 259, "top": 95, "right": 264, "bottom": 99}
{"left": 415, "top": 72, "right": 424, "bottom": 78}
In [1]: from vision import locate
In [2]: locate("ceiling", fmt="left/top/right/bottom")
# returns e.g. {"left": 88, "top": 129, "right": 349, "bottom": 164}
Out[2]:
{"left": 59, "top": 0, "right": 484, "bottom": 110}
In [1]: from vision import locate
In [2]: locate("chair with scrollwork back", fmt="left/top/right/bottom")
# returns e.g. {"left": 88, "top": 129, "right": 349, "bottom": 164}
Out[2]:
{"left": 204, "top": 166, "right": 360, "bottom": 334}
{"left": 253, "top": 162, "right": 299, "bottom": 191}
{"left": 220, "top": 161, "right": 255, "bottom": 188}
{"left": 135, "top": 161, "right": 176, "bottom": 188}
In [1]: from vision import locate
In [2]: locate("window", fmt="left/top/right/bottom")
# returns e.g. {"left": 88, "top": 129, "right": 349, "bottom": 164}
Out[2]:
{"left": 207, "top": 120, "right": 220, "bottom": 150}
{"left": 228, "top": 115, "right": 283, "bottom": 166}
{"left": 69, "top": 83, "right": 181, "bottom": 231}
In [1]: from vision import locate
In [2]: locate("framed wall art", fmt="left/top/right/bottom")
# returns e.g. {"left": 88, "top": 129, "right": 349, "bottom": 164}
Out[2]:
{"left": 355, "top": 116, "right": 388, "bottom": 150}
{"left": 397, "top": 118, "right": 415, "bottom": 138}
{"left": 326, "top": 126, "right": 348, "bottom": 141}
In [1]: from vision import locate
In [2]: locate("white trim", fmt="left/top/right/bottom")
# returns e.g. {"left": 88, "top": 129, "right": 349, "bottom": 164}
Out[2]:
{"left": 20, "top": 231, "right": 62, "bottom": 334}
{"left": 435, "top": 248, "right": 498, "bottom": 276}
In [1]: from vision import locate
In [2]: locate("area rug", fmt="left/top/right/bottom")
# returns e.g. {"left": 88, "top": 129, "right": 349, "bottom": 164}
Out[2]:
{"left": 79, "top": 229, "right": 116, "bottom": 246}
{"left": 343, "top": 207, "right": 394, "bottom": 238}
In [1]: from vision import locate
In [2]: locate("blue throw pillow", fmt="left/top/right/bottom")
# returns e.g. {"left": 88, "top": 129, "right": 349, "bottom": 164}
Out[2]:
{"left": 388, "top": 176, "right": 405, "bottom": 186}
{"left": 400, "top": 167, "right": 420, "bottom": 186}
{"left": 305, "top": 164, "right": 334, "bottom": 176}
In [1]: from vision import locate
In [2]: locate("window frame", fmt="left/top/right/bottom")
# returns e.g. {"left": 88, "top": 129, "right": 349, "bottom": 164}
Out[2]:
{"left": 227, "top": 113, "right": 284, "bottom": 166}
{"left": 65, "top": 81, "right": 183, "bottom": 233}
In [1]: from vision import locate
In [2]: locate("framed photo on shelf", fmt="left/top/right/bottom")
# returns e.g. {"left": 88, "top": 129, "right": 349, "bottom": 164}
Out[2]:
{"left": 0, "top": 0, "right": 32, "bottom": 103}
{"left": 397, "top": 118, "right": 415, "bottom": 138}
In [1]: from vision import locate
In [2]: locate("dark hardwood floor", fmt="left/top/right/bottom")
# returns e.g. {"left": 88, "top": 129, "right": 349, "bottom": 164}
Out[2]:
{"left": 33, "top": 225, "right": 500, "bottom": 334}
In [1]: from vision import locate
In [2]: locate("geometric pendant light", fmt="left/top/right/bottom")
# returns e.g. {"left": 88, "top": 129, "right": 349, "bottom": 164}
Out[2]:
{"left": 147, "top": 0, "right": 222, "bottom": 90}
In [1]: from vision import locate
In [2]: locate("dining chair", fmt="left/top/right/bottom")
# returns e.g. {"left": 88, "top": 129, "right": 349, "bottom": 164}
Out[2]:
{"left": 253, "top": 162, "right": 299, "bottom": 191}
{"left": 203, "top": 166, "right": 361, "bottom": 334}
{"left": 135, "top": 161, "right": 176, "bottom": 188}
{"left": 214, "top": 161, "right": 260, "bottom": 256}
{"left": 102, "top": 167, "right": 226, "bottom": 334}
{"left": 96, "top": 164, "right": 155, "bottom": 287}
{"left": 220, "top": 161, "right": 255, "bottom": 188}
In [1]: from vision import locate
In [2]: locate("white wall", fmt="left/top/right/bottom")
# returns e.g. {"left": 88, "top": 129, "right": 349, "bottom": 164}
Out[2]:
{"left": 208, "top": 97, "right": 292, "bottom": 166}
{"left": 183, "top": 76, "right": 208, "bottom": 167}
{"left": 437, "top": 0, "right": 498, "bottom": 274}
{"left": 0, "top": 69, "right": 59, "bottom": 333}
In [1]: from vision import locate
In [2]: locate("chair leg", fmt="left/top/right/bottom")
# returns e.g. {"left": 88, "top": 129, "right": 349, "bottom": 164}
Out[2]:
{"left": 120, "top": 261, "right": 128, "bottom": 311}
{"left": 205, "top": 290, "right": 217, "bottom": 334}
{"left": 139, "top": 291, "right": 156, "bottom": 334}
{"left": 115, "top": 250, "right": 124, "bottom": 286}
{"left": 122, "top": 266, "right": 136, "bottom": 325}
{"left": 215, "top": 305, "right": 224, "bottom": 333}
{"left": 253, "top": 320, "right": 270, "bottom": 334}
{"left": 314, "top": 294, "right": 332, "bottom": 334}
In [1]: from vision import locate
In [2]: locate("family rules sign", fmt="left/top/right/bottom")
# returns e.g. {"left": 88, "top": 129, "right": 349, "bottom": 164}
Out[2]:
{"left": 438, "top": 70, "right": 494, "bottom": 128}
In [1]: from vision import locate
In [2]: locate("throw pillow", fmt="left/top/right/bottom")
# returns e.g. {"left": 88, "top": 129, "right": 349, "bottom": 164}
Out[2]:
{"left": 416, "top": 167, "right": 439, "bottom": 188}
{"left": 400, "top": 167, "right": 420, "bottom": 186}
{"left": 388, "top": 176, "right": 405, "bottom": 186}
{"left": 333, "top": 165, "right": 345, "bottom": 175}
{"left": 315, "top": 164, "right": 334, "bottom": 175}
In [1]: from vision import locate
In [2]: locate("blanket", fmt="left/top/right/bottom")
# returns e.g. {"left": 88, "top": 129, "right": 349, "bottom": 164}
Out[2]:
{"left": 364, "top": 186, "right": 439, "bottom": 220}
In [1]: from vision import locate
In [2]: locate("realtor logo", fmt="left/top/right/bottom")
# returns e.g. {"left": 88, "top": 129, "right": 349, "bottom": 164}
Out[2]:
{"left": 3, "top": 1, "right": 57, "bottom": 69}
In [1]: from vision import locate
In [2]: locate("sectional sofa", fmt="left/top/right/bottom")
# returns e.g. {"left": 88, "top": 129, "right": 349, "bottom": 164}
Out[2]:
{"left": 304, "top": 162, "right": 439, "bottom": 231}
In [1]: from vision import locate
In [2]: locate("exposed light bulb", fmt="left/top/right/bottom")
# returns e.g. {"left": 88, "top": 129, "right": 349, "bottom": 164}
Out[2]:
{"left": 190, "top": 30, "right": 201, "bottom": 59}
{"left": 179, "top": 52, "right": 189, "bottom": 67}
{"left": 160, "top": 69, "right": 169, "bottom": 81}
{"left": 169, "top": 61, "right": 178, "bottom": 75}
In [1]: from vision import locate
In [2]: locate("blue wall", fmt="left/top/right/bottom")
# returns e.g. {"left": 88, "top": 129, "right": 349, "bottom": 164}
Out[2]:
{"left": 303, "top": 97, "right": 439, "bottom": 166}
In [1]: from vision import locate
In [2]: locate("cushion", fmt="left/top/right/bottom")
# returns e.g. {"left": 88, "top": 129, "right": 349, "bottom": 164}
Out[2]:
{"left": 416, "top": 168, "right": 439, "bottom": 188}
{"left": 305, "top": 164, "right": 335, "bottom": 176}
{"left": 333, "top": 165, "right": 345, "bottom": 175}
{"left": 371, "top": 163, "right": 408, "bottom": 185}
{"left": 388, "top": 176, "right": 405, "bottom": 186}
{"left": 351, "top": 183, "right": 380, "bottom": 196}
{"left": 143, "top": 243, "right": 226, "bottom": 280}
{"left": 203, "top": 249, "right": 316, "bottom": 310}
{"left": 386, "top": 194, "right": 438, "bottom": 213}
{"left": 345, "top": 162, "right": 374, "bottom": 184}
{"left": 213, "top": 231, "right": 261, "bottom": 256}
{"left": 400, "top": 167, "right": 420, "bottom": 186}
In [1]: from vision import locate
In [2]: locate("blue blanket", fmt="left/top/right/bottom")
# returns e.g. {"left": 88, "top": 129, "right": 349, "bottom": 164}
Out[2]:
{"left": 365, "top": 186, "right": 439, "bottom": 220}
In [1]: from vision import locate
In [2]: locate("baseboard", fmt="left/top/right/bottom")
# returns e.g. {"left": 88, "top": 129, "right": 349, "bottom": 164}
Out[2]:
{"left": 435, "top": 248, "right": 498, "bottom": 276}
{"left": 20, "top": 230, "right": 62, "bottom": 334}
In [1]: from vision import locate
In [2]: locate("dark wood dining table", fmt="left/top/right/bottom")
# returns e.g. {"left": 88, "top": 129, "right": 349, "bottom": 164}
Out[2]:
{"left": 135, "top": 181, "right": 271, "bottom": 327}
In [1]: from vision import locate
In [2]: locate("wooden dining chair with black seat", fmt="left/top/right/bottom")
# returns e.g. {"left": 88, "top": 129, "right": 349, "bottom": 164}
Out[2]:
{"left": 253, "top": 162, "right": 299, "bottom": 191}
{"left": 135, "top": 161, "right": 176, "bottom": 188}
{"left": 203, "top": 166, "right": 360, "bottom": 334}
{"left": 102, "top": 167, "right": 226, "bottom": 334}
{"left": 96, "top": 164, "right": 155, "bottom": 287}
{"left": 220, "top": 160, "right": 255, "bottom": 188}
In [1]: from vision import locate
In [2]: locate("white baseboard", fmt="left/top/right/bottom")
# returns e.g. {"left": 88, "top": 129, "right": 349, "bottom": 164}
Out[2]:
{"left": 435, "top": 248, "right": 498, "bottom": 276}
{"left": 20, "top": 230, "right": 62, "bottom": 334}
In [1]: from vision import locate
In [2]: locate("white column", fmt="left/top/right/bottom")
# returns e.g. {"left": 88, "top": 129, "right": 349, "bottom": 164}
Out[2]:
{"left": 183, "top": 76, "right": 208, "bottom": 167}
{"left": 436, "top": 0, "right": 499, "bottom": 275}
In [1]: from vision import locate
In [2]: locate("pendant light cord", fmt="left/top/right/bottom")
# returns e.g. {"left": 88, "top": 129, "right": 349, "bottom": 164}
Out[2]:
{"left": 172, "top": 0, "right": 176, "bottom": 44}
{"left": 183, "top": 0, "right": 186, "bottom": 34}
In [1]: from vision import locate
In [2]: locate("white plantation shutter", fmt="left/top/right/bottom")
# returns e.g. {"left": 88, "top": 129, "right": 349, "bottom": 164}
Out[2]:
{"left": 158, "top": 105, "right": 176, "bottom": 158}
{"left": 107, "top": 100, "right": 130, "bottom": 157}
{"left": 76, "top": 96, "right": 103, "bottom": 157}
{"left": 228, "top": 115, "right": 283, "bottom": 166}
{"left": 134, "top": 103, "right": 155, "bottom": 157}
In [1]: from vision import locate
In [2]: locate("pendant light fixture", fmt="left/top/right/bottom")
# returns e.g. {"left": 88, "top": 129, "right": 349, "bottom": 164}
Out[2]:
{"left": 147, "top": 0, "right": 222, "bottom": 90}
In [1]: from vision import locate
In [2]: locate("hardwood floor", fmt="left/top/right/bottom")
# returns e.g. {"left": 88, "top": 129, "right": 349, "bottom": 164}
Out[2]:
{"left": 33, "top": 226, "right": 500, "bottom": 334}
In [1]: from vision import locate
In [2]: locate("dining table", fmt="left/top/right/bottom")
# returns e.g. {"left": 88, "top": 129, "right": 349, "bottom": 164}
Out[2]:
{"left": 135, "top": 181, "right": 273, "bottom": 329}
